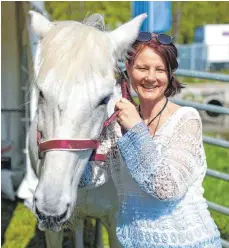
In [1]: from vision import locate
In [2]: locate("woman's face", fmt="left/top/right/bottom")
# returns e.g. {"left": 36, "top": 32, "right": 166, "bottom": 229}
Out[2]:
{"left": 126, "top": 46, "right": 169, "bottom": 103}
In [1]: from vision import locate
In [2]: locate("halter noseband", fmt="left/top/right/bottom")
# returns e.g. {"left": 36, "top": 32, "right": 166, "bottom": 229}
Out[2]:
{"left": 37, "top": 80, "right": 136, "bottom": 161}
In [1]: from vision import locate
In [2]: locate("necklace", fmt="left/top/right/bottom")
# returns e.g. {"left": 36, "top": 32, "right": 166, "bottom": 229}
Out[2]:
{"left": 139, "top": 98, "right": 168, "bottom": 126}
{"left": 151, "top": 112, "right": 162, "bottom": 137}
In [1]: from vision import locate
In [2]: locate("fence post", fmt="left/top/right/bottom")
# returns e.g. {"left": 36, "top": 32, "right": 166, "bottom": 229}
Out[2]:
{"left": 190, "top": 44, "right": 195, "bottom": 70}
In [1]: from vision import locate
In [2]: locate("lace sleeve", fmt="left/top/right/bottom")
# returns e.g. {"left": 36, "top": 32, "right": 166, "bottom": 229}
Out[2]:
{"left": 79, "top": 125, "right": 114, "bottom": 189}
{"left": 117, "top": 109, "right": 204, "bottom": 201}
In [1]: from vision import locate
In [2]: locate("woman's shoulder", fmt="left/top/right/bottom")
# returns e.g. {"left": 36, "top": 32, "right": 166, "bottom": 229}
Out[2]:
{"left": 176, "top": 106, "right": 201, "bottom": 121}
{"left": 166, "top": 102, "right": 201, "bottom": 123}
{"left": 168, "top": 101, "right": 199, "bottom": 115}
{"left": 169, "top": 106, "right": 202, "bottom": 135}
{"left": 157, "top": 106, "right": 203, "bottom": 142}
{"left": 156, "top": 105, "right": 201, "bottom": 137}
{"left": 167, "top": 102, "right": 201, "bottom": 125}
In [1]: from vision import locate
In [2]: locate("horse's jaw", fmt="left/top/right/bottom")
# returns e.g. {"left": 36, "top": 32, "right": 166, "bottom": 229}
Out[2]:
{"left": 33, "top": 150, "right": 92, "bottom": 231}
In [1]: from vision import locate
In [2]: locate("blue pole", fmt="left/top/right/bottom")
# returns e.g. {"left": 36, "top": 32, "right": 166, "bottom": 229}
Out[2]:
{"left": 149, "top": 1, "right": 153, "bottom": 32}
{"left": 132, "top": 1, "right": 149, "bottom": 32}
{"left": 132, "top": 1, "right": 172, "bottom": 33}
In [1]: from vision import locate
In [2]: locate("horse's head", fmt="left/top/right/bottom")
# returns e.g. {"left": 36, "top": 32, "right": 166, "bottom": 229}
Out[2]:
{"left": 30, "top": 10, "right": 146, "bottom": 231}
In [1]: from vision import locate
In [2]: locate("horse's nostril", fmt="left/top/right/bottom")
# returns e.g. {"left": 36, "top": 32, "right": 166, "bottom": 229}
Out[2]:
{"left": 36, "top": 206, "right": 69, "bottom": 223}
{"left": 35, "top": 206, "right": 39, "bottom": 215}
{"left": 34, "top": 203, "right": 70, "bottom": 224}
{"left": 35, "top": 206, "right": 45, "bottom": 220}
{"left": 58, "top": 208, "right": 69, "bottom": 222}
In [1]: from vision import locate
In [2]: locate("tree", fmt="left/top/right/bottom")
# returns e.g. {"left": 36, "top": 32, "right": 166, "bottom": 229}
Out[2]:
{"left": 172, "top": 1, "right": 229, "bottom": 44}
{"left": 45, "top": 1, "right": 131, "bottom": 30}
{"left": 45, "top": 1, "right": 229, "bottom": 44}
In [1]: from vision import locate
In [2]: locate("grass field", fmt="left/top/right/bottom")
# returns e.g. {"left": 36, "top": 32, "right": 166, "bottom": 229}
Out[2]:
{"left": 203, "top": 143, "right": 229, "bottom": 241}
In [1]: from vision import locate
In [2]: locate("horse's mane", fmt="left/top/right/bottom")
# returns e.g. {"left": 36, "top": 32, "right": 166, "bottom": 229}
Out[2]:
{"left": 36, "top": 14, "right": 114, "bottom": 92}
{"left": 82, "top": 13, "right": 106, "bottom": 31}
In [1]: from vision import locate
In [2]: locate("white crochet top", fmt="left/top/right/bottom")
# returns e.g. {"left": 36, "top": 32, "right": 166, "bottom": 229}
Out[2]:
{"left": 80, "top": 106, "right": 221, "bottom": 248}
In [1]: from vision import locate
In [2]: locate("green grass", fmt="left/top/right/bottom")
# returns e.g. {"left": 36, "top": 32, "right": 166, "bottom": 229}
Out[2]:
{"left": 1, "top": 202, "right": 110, "bottom": 248}
{"left": 2, "top": 202, "right": 37, "bottom": 248}
{"left": 90, "top": 218, "right": 110, "bottom": 247}
{"left": 176, "top": 76, "right": 220, "bottom": 84}
{"left": 203, "top": 143, "right": 229, "bottom": 240}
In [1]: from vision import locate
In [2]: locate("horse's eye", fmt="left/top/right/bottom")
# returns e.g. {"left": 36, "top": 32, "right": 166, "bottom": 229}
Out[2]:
{"left": 98, "top": 96, "right": 110, "bottom": 106}
{"left": 39, "top": 91, "right": 44, "bottom": 99}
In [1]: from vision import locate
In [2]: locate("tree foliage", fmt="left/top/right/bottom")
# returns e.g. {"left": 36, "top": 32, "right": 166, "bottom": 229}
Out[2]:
{"left": 45, "top": 1, "right": 131, "bottom": 30}
{"left": 45, "top": 1, "right": 229, "bottom": 43}
{"left": 172, "top": 1, "right": 229, "bottom": 44}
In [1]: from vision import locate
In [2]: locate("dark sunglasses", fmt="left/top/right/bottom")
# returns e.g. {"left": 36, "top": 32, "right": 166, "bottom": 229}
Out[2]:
{"left": 136, "top": 32, "right": 174, "bottom": 45}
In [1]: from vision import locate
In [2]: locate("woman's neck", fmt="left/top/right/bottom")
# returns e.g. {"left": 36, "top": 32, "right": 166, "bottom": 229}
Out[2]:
{"left": 139, "top": 96, "right": 167, "bottom": 122}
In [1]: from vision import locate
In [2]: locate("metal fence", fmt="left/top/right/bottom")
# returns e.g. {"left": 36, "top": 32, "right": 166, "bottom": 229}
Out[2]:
{"left": 172, "top": 70, "right": 229, "bottom": 247}
{"left": 176, "top": 44, "right": 229, "bottom": 71}
{"left": 176, "top": 44, "right": 208, "bottom": 71}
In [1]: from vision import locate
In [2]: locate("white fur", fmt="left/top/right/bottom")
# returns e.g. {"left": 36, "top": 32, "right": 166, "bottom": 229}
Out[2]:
{"left": 109, "top": 13, "right": 147, "bottom": 58}
{"left": 29, "top": 11, "right": 53, "bottom": 38}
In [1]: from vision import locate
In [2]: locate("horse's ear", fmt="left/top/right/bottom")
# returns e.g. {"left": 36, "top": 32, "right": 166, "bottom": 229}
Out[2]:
{"left": 29, "top": 11, "right": 53, "bottom": 38}
{"left": 109, "top": 13, "right": 147, "bottom": 58}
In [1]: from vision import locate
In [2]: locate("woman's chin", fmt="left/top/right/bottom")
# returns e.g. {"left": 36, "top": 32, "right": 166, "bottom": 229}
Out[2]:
{"left": 137, "top": 90, "right": 158, "bottom": 102}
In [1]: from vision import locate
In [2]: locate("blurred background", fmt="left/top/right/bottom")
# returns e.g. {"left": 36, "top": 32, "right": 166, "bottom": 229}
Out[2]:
{"left": 1, "top": 1, "right": 229, "bottom": 247}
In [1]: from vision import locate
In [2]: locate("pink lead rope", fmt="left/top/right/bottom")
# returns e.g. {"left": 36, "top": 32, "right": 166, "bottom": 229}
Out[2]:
{"left": 37, "top": 80, "right": 136, "bottom": 161}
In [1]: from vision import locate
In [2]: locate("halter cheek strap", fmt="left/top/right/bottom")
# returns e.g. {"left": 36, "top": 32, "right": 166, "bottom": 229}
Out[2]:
{"left": 37, "top": 80, "right": 135, "bottom": 161}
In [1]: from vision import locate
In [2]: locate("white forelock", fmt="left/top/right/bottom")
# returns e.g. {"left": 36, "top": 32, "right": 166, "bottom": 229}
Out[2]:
{"left": 36, "top": 14, "right": 115, "bottom": 98}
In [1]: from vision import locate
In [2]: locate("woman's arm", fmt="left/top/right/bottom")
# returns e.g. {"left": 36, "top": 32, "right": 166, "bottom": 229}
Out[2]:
{"left": 117, "top": 109, "right": 204, "bottom": 201}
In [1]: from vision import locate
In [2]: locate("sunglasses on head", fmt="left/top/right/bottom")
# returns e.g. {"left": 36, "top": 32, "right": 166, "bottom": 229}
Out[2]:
{"left": 136, "top": 32, "right": 174, "bottom": 45}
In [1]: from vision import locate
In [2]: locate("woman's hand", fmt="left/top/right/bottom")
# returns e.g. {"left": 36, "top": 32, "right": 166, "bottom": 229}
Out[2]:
{"left": 115, "top": 98, "right": 142, "bottom": 130}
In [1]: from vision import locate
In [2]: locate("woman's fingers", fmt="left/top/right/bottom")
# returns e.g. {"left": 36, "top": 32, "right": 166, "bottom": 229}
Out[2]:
{"left": 117, "top": 110, "right": 124, "bottom": 122}
{"left": 115, "top": 98, "right": 141, "bottom": 130}
{"left": 119, "top": 98, "right": 129, "bottom": 103}
{"left": 115, "top": 98, "right": 131, "bottom": 111}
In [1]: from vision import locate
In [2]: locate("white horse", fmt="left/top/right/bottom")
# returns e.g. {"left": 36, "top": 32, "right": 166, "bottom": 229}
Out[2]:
{"left": 19, "top": 11, "right": 146, "bottom": 248}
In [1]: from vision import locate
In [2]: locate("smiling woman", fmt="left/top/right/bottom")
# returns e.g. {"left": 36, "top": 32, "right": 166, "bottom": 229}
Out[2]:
{"left": 119, "top": 34, "right": 185, "bottom": 135}
{"left": 128, "top": 46, "right": 169, "bottom": 103}
{"left": 111, "top": 32, "right": 222, "bottom": 247}
{"left": 126, "top": 32, "right": 182, "bottom": 96}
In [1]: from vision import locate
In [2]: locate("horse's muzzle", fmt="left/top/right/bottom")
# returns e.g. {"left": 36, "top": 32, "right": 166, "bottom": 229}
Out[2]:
{"left": 35, "top": 205, "right": 69, "bottom": 232}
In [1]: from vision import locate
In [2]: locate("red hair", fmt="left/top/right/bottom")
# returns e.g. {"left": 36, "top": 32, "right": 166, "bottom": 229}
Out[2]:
{"left": 126, "top": 39, "right": 184, "bottom": 97}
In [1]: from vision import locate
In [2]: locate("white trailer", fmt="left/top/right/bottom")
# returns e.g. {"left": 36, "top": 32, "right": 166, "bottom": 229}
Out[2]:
{"left": 194, "top": 24, "right": 229, "bottom": 67}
